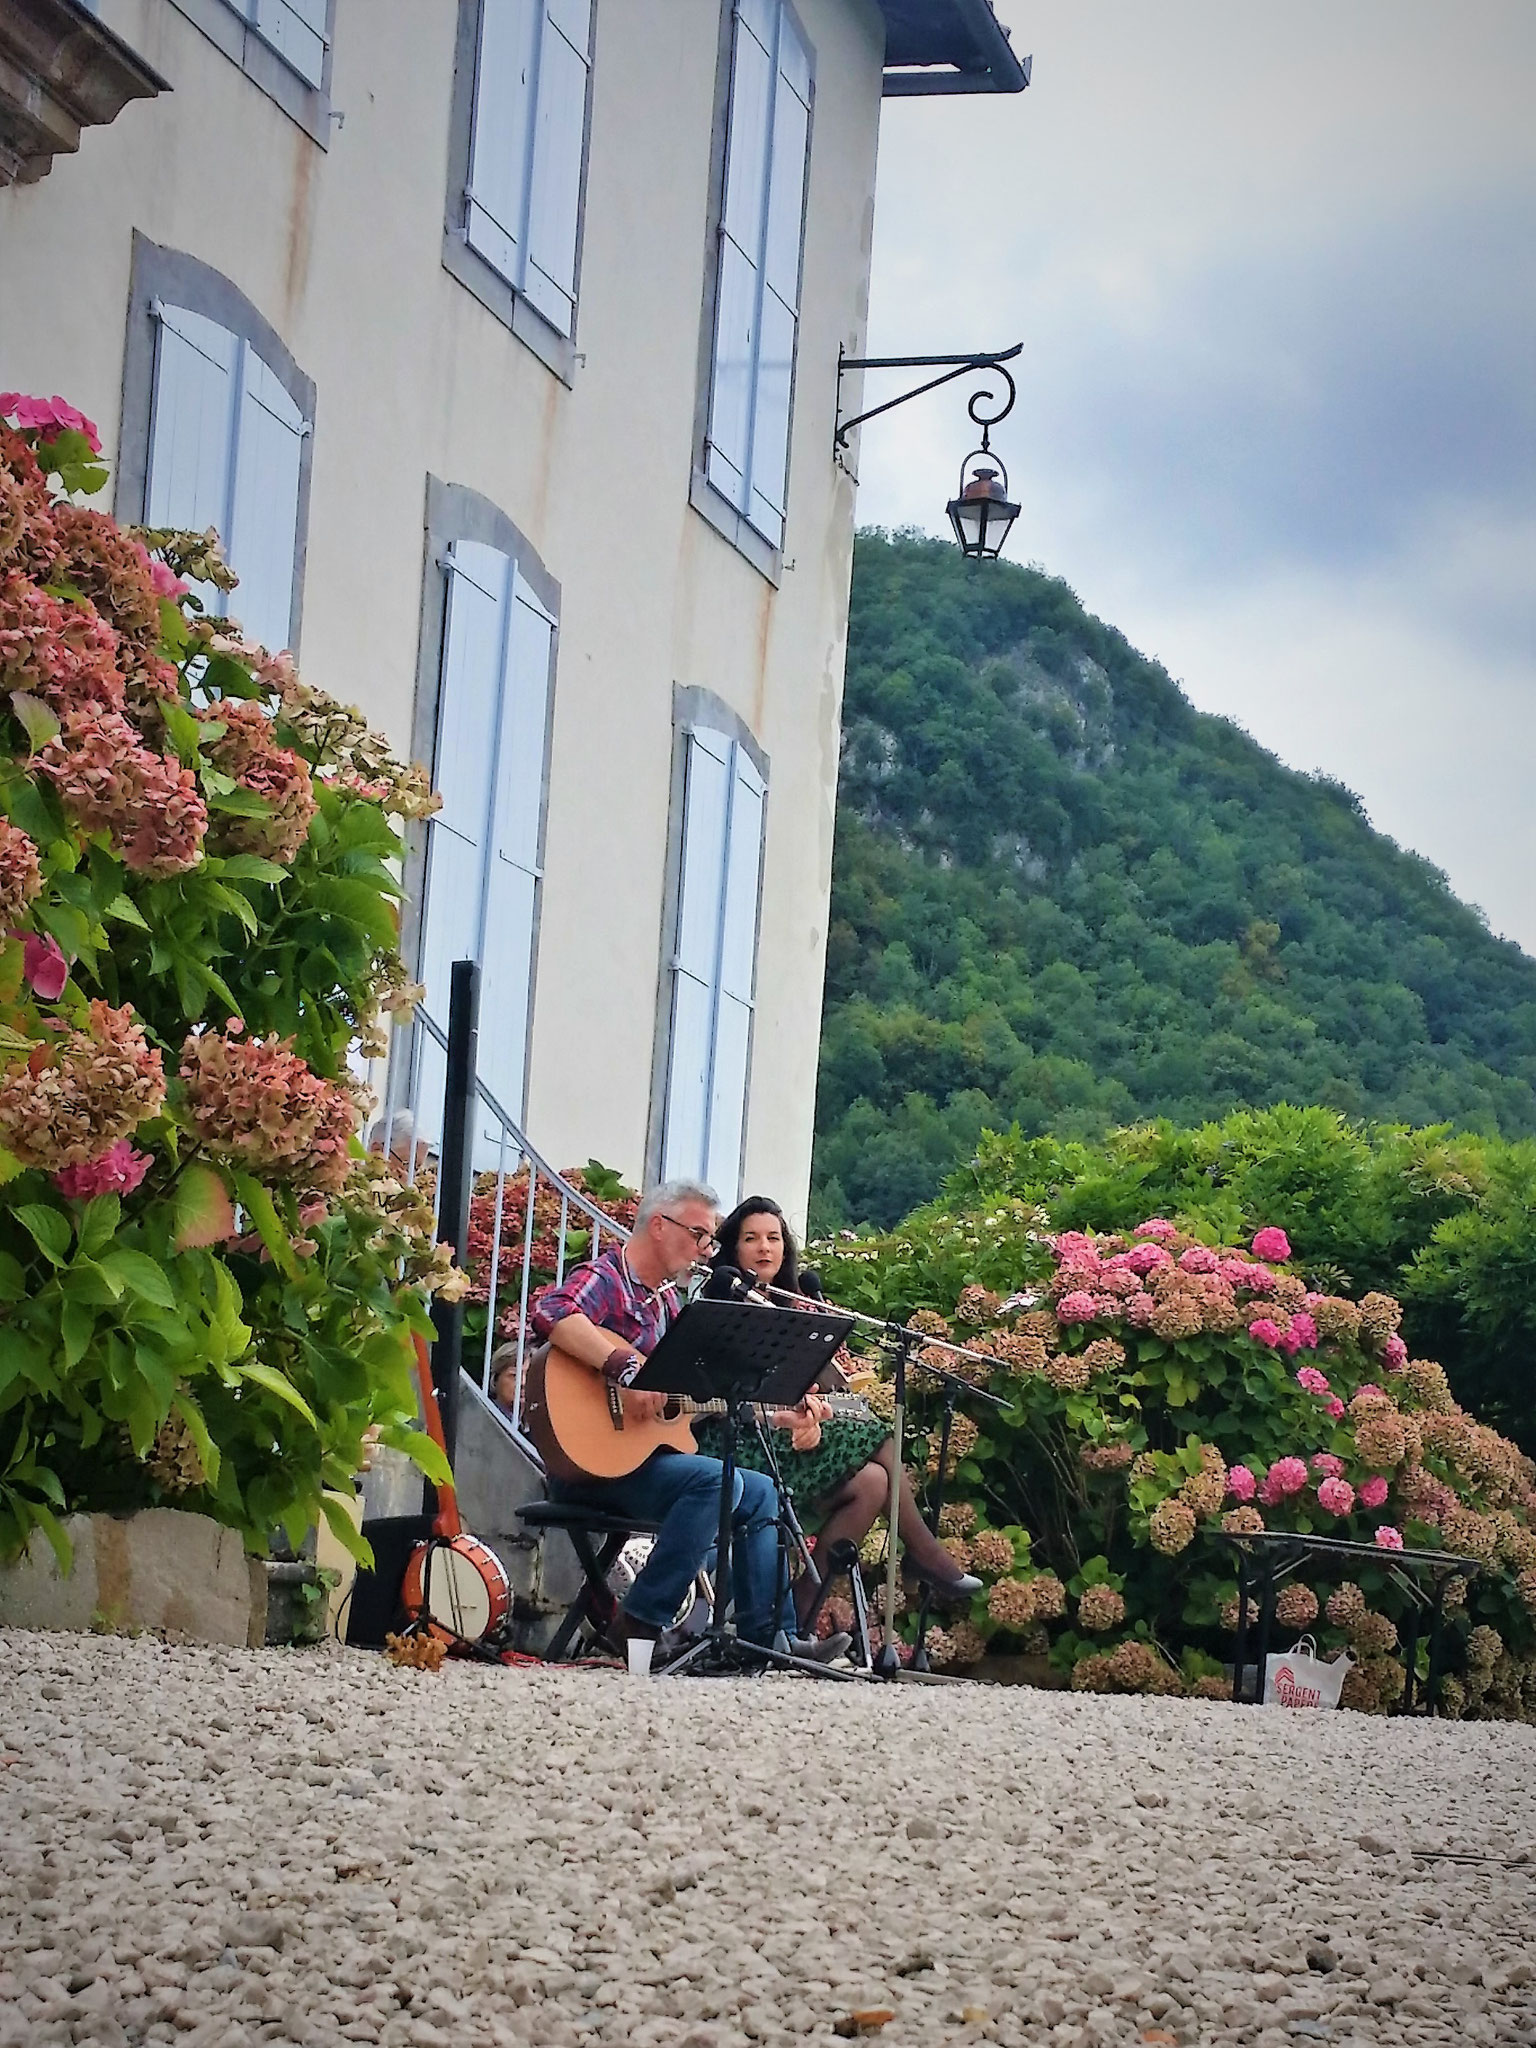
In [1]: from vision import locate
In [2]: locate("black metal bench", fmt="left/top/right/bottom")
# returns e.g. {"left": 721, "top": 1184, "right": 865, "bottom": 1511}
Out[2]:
{"left": 1217, "top": 1529, "right": 1479, "bottom": 1714}
{"left": 517, "top": 1500, "right": 662, "bottom": 1661}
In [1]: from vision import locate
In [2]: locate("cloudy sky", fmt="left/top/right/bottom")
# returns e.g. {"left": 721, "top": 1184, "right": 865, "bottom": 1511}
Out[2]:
{"left": 856, "top": 0, "right": 1536, "bottom": 953}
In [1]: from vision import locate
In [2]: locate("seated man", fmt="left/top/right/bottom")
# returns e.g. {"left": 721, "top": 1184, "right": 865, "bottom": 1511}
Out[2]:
{"left": 530, "top": 1177, "right": 837, "bottom": 1659}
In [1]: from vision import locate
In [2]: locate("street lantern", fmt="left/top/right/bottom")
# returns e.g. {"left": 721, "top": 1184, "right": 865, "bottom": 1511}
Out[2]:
{"left": 834, "top": 341, "right": 1024, "bottom": 562}
{"left": 947, "top": 457, "right": 1019, "bottom": 561}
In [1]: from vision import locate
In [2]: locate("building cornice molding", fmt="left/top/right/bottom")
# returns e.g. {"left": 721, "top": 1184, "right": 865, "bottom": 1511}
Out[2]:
{"left": 0, "top": 0, "right": 167, "bottom": 185}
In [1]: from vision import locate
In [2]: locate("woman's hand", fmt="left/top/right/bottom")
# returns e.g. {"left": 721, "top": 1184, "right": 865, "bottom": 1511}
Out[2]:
{"left": 776, "top": 1391, "right": 829, "bottom": 1452}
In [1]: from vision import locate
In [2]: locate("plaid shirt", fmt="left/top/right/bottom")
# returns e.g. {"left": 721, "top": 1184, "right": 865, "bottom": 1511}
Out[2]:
{"left": 531, "top": 1244, "right": 680, "bottom": 1375}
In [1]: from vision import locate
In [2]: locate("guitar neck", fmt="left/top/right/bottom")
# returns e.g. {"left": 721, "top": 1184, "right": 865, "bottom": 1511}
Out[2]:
{"left": 668, "top": 1394, "right": 868, "bottom": 1423}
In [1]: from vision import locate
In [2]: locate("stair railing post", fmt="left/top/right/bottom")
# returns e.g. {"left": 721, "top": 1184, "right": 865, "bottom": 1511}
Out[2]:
{"left": 431, "top": 957, "right": 480, "bottom": 1471}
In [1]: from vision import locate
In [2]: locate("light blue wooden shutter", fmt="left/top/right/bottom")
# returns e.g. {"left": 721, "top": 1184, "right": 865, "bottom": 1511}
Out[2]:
{"left": 523, "top": 0, "right": 592, "bottom": 336}
{"left": 227, "top": 346, "right": 308, "bottom": 654}
{"left": 146, "top": 304, "right": 238, "bottom": 620}
{"left": 747, "top": 12, "right": 810, "bottom": 544}
{"left": 705, "top": 748, "right": 765, "bottom": 1200}
{"left": 706, "top": 0, "right": 812, "bottom": 549}
{"left": 661, "top": 732, "right": 765, "bottom": 1197}
{"left": 252, "top": 0, "right": 328, "bottom": 87}
{"left": 706, "top": 0, "right": 774, "bottom": 514}
{"left": 419, "top": 541, "right": 511, "bottom": 1151}
{"left": 476, "top": 572, "right": 552, "bottom": 1142}
{"left": 662, "top": 729, "right": 732, "bottom": 1182}
{"left": 466, "top": 0, "right": 539, "bottom": 286}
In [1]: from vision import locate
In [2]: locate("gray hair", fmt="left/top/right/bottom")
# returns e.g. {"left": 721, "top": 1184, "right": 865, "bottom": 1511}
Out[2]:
{"left": 635, "top": 1177, "right": 719, "bottom": 1227}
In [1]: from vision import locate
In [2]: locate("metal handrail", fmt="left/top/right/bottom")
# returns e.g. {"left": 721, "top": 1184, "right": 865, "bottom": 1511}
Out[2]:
{"left": 377, "top": 999, "right": 630, "bottom": 1469}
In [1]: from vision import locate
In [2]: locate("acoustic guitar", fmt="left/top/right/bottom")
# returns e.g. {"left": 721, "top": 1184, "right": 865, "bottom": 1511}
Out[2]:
{"left": 523, "top": 1337, "right": 874, "bottom": 1484}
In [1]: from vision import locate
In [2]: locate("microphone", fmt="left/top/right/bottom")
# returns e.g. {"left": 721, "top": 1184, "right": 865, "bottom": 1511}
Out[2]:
{"left": 701, "top": 1263, "right": 752, "bottom": 1301}
{"left": 796, "top": 1267, "right": 827, "bottom": 1302}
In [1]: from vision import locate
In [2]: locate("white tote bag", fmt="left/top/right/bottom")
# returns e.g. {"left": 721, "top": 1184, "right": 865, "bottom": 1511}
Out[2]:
{"left": 1262, "top": 1635, "right": 1353, "bottom": 1709}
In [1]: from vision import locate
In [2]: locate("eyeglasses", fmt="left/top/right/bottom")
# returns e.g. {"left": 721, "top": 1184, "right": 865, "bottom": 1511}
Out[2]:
{"left": 659, "top": 1213, "right": 720, "bottom": 1254}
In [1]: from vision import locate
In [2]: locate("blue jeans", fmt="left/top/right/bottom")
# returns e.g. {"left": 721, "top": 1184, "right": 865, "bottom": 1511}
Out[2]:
{"left": 554, "top": 1449, "right": 785, "bottom": 1642}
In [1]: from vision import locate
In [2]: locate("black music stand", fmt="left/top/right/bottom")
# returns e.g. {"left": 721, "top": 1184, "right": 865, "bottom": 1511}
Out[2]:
{"left": 631, "top": 1298, "right": 857, "bottom": 1680}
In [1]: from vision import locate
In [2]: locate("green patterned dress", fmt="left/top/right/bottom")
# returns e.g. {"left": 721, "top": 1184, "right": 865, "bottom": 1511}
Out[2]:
{"left": 692, "top": 1413, "right": 891, "bottom": 1530}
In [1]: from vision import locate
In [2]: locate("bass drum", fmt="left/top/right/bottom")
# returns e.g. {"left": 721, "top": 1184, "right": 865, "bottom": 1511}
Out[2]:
{"left": 607, "top": 1536, "right": 702, "bottom": 1633}
{"left": 402, "top": 1533, "right": 511, "bottom": 1646}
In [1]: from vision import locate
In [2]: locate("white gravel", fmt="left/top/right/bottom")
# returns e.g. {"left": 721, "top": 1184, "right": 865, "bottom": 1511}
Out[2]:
{"left": 1, "top": 1632, "right": 1534, "bottom": 2048}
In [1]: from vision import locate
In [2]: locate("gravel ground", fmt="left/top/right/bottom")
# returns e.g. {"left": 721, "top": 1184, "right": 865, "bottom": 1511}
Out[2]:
{"left": 1, "top": 1632, "right": 1534, "bottom": 2048}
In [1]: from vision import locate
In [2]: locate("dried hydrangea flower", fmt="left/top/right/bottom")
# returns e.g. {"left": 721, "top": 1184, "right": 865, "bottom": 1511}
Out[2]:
{"left": 0, "top": 817, "right": 43, "bottom": 925}
{"left": 36, "top": 703, "right": 206, "bottom": 874}
{"left": 1149, "top": 1496, "right": 1197, "bottom": 1555}
{"left": 0, "top": 999, "right": 165, "bottom": 1168}
{"left": 198, "top": 698, "right": 317, "bottom": 864}
{"left": 969, "top": 1528, "right": 1014, "bottom": 1577}
{"left": 1076, "top": 1583, "right": 1126, "bottom": 1632}
{"left": 179, "top": 1023, "right": 357, "bottom": 1194}
{"left": 985, "top": 1577, "right": 1038, "bottom": 1631}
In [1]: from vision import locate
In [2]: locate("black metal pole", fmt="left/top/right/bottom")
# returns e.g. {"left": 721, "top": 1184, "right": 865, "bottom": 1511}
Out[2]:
{"left": 911, "top": 1387, "right": 958, "bottom": 1672}
{"left": 430, "top": 956, "right": 480, "bottom": 1473}
{"left": 1399, "top": 1596, "right": 1421, "bottom": 1717}
{"left": 1231, "top": 1547, "right": 1250, "bottom": 1704}
{"left": 1424, "top": 1574, "right": 1450, "bottom": 1716}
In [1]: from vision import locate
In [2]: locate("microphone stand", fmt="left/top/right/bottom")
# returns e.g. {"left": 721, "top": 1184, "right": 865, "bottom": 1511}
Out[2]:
{"left": 693, "top": 1262, "right": 1010, "bottom": 1683}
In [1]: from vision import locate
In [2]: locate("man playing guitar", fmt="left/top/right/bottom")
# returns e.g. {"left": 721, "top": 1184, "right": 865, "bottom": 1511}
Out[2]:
{"left": 530, "top": 1177, "right": 833, "bottom": 1659}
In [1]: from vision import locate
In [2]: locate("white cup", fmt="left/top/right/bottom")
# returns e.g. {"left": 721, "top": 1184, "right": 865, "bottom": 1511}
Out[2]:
{"left": 626, "top": 1635, "right": 655, "bottom": 1678}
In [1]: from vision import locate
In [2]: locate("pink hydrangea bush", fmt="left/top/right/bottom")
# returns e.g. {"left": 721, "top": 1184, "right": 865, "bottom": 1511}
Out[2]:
{"left": 0, "top": 399, "right": 454, "bottom": 1567}
{"left": 811, "top": 1199, "right": 1536, "bottom": 1717}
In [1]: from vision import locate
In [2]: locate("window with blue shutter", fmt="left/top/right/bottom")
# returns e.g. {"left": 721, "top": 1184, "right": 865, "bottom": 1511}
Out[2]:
{"left": 418, "top": 539, "right": 554, "bottom": 1161}
{"left": 705, "top": 0, "right": 813, "bottom": 551}
{"left": 146, "top": 302, "right": 310, "bottom": 655}
{"left": 248, "top": 0, "right": 329, "bottom": 88}
{"left": 661, "top": 728, "right": 767, "bottom": 1202}
{"left": 464, "top": 0, "right": 594, "bottom": 339}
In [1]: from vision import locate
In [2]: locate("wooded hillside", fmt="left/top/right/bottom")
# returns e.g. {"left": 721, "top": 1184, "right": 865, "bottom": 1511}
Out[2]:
{"left": 813, "top": 534, "right": 1536, "bottom": 1230}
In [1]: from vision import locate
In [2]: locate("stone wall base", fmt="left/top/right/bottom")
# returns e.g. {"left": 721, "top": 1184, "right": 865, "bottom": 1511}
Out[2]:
{"left": 0, "top": 1508, "right": 265, "bottom": 1648}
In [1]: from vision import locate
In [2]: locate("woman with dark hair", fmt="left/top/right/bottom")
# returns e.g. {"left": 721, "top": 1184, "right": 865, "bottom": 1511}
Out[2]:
{"left": 697, "top": 1195, "right": 980, "bottom": 1630}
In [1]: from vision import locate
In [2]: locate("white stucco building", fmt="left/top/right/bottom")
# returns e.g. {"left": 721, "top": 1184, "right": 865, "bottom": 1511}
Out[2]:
{"left": 0, "top": 0, "right": 1026, "bottom": 1222}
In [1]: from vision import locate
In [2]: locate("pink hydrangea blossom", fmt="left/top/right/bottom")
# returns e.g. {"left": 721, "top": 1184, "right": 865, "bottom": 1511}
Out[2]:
{"left": 1316, "top": 1476, "right": 1356, "bottom": 1516}
{"left": 0, "top": 392, "right": 102, "bottom": 452}
{"left": 1056, "top": 1290, "right": 1099, "bottom": 1325}
{"left": 1359, "top": 1476, "right": 1389, "bottom": 1509}
{"left": 1126, "top": 1241, "right": 1173, "bottom": 1274}
{"left": 1052, "top": 1231, "right": 1097, "bottom": 1260}
{"left": 1288, "top": 1312, "right": 1319, "bottom": 1351}
{"left": 1051, "top": 1257, "right": 1103, "bottom": 1295}
{"left": 1303, "top": 1291, "right": 1325, "bottom": 1310}
{"left": 1244, "top": 1265, "right": 1276, "bottom": 1295}
{"left": 1177, "top": 1244, "right": 1220, "bottom": 1274}
{"left": 22, "top": 930, "right": 68, "bottom": 999}
{"left": 144, "top": 554, "right": 189, "bottom": 601}
{"left": 1227, "top": 1464, "right": 1257, "bottom": 1502}
{"left": 1090, "top": 1294, "right": 1123, "bottom": 1321}
{"left": 1311, "top": 1453, "right": 1346, "bottom": 1480}
{"left": 1277, "top": 1329, "right": 1303, "bottom": 1357}
{"left": 1373, "top": 1526, "right": 1405, "bottom": 1551}
{"left": 1247, "top": 1317, "right": 1283, "bottom": 1348}
{"left": 53, "top": 1138, "right": 152, "bottom": 1199}
{"left": 1296, "top": 1365, "right": 1331, "bottom": 1396}
{"left": 1131, "top": 1219, "right": 1178, "bottom": 1241}
{"left": 1218, "top": 1257, "right": 1254, "bottom": 1288}
{"left": 1324, "top": 1396, "right": 1346, "bottom": 1420}
{"left": 1251, "top": 1226, "right": 1292, "bottom": 1262}
{"left": 1265, "top": 1457, "right": 1310, "bottom": 1499}
{"left": 1381, "top": 1334, "right": 1408, "bottom": 1371}
{"left": 1096, "top": 1266, "right": 1137, "bottom": 1297}
{"left": 1355, "top": 1384, "right": 1384, "bottom": 1404}
{"left": 1125, "top": 1290, "right": 1156, "bottom": 1326}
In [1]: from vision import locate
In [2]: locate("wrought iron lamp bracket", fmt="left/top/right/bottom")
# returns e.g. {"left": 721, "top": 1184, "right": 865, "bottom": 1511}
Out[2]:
{"left": 833, "top": 342, "right": 1021, "bottom": 458}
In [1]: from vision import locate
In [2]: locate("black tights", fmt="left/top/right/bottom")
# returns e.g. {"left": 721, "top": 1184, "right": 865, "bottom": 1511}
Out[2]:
{"left": 795, "top": 1439, "right": 964, "bottom": 1624}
